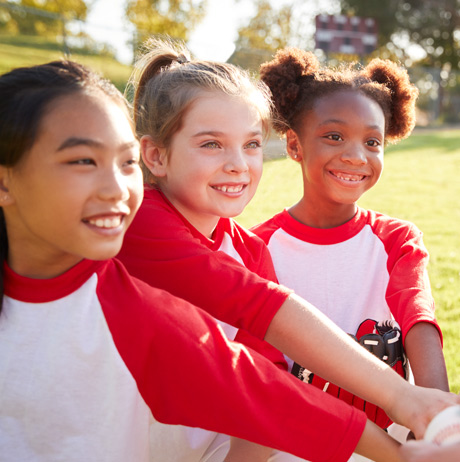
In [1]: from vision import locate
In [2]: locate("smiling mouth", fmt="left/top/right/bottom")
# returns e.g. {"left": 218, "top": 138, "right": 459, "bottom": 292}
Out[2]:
{"left": 331, "top": 171, "right": 366, "bottom": 182}
{"left": 86, "top": 216, "right": 123, "bottom": 229}
{"left": 212, "top": 184, "right": 246, "bottom": 193}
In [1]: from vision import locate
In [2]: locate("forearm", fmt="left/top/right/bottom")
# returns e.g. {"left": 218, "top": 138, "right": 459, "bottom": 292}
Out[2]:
{"left": 355, "top": 420, "right": 402, "bottom": 462}
{"left": 265, "top": 294, "right": 403, "bottom": 411}
{"left": 265, "top": 294, "right": 460, "bottom": 438}
{"left": 224, "top": 438, "right": 272, "bottom": 462}
{"left": 405, "top": 322, "right": 449, "bottom": 391}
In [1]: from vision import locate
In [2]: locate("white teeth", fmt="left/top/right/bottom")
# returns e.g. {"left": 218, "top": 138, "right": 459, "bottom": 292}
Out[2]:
{"left": 335, "top": 172, "right": 364, "bottom": 182}
{"left": 89, "top": 216, "right": 122, "bottom": 228}
{"left": 214, "top": 185, "right": 244, "bottom": 193}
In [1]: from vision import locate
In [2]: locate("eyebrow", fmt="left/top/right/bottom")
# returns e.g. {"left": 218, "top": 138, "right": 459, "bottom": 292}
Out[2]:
{"left": 319, "top": 119, "right": 346, "bottom": 127}
{"left": 319, "top": 119, "right": 382, "bottom": 131}
{"left": 57, "top": 137, "right": 138, "bottom": 151}
{"left": 192, "top": 130, "right": 263, "bottom": 138}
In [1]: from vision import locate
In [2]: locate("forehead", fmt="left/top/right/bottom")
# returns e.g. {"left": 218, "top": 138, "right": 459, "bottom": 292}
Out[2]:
{"left": 185, "top": 92, "right": 263, "bottom": 123}
{"left": 310, "top": 90, "right": 385, "bottom": 126}
{"left": 180, "top": 90, "right": 268, "bottom": 137}
{"left": 314, "top": 90, "right": 383, "bottom": 115}
{"left": 38, "top": 92, "right": 134, "bottom": 142}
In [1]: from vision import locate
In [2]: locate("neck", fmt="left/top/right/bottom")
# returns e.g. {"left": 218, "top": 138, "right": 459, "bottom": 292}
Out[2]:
{"left": 289, "top": 199, "right": 358, "bottom": 229}
{"left": 7, "top": 249, "right": 83, "bottom": 279}
{"left": 160, "top": 190, "right": 219, "bottom": 240}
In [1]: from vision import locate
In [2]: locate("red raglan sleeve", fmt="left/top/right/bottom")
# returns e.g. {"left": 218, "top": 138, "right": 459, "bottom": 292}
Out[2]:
{"left": 229, "top": 221, "right": 289, "bottom": 370}
{"left": 372, "top": 213, "right": 442, "bottom": 344}
{"left": 117, "top": 191, "right": 292, "bottom": 340}
{"left": 99, "top": 260, "right": 366, "bottom": 462}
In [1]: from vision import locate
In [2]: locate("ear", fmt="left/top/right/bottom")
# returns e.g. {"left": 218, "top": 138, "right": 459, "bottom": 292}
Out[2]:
{"left": 0, "top": 166, "right": 14, "bottom": 207}
{"left": 286, "top": 129, "right": 303, "bottom": 162}
{"left": 140, "top": 135, "right": 168, "bottom": 178}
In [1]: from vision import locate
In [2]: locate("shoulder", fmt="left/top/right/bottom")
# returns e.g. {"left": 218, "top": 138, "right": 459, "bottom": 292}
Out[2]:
{"left": 133, "top": 187, "right": 176, "bottom": 223}
{"left": 95, "top": 258, "right": 160, "bottom": 305}
{"left": 96, "top": 258, "right": 206, "bottom": 327}
{"left": 362, "top": 209, "right": 425, "bottom": 253}
{"left": 123, "top": 186, "right": 201, "bottom": 245}
{"left": 364, "top": 209, "right": 422, "bottom": 238}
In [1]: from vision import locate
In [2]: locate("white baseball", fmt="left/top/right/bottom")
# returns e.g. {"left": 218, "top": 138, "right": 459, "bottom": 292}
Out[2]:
{"left": 424, "top": 405, "right": 460, "bottom": 446}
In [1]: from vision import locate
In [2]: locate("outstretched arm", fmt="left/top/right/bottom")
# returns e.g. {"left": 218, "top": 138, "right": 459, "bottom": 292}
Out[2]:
{"left": 225, "top": 420, "right": 408, "bottom": 462}
{"left": 355, "top": 420, "right": 402, "bottom": 462}
{"left": 119, "top": 195, "right": 460, "bottom": 438}
{"left": 265, "top": 293, "right": 460, "bottom": 438}
{"left": 224, "top": 439, "right": 273, "bottom": 462}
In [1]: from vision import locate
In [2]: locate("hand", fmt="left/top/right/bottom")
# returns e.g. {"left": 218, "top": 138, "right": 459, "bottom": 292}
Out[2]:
{"left": 386, "top": 386, "right": 460, "bottom": 439}
{"left": 399, "top": 440, "right": 460, "bottom": 462}
{"left": 399, "top": 441, "right": 440, "bottom": 462}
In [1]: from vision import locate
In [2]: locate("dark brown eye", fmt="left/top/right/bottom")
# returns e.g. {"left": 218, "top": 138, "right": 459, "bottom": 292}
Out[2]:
{"left": 326, "top": 134, "right": 342, "bottom": 141}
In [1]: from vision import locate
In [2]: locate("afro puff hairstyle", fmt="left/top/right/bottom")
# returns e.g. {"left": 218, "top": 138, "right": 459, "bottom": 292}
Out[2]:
{"left": 260, "top": 47, "right": 419, "bottom": 144}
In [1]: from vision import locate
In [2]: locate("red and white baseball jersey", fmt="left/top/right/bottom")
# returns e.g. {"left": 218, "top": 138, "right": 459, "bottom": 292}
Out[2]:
{"left": 0, "top": 258, "right": 366, "bottom": 462}
{"left": 118, "top": 187, "right": 292, "bottom": 340}
{"left": 252, "top": 207, "right": 442, "bottom": 428}
{"left": 252, "top": 207, "right": 440, "bottom": 341}
{"left": 118, "top": 186, "right": 293, "bottom": 459}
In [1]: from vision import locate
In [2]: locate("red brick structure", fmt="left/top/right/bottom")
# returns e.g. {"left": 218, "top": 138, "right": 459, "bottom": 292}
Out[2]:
{"left": 315, "top": 15, "right": 378, "bottom": 56}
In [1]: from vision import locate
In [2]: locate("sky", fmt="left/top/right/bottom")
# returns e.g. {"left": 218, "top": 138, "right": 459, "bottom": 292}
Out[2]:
{"left": 84, "top": 0, "right": 253, "bottom": 64}
{"left": 84, "top": 0, "right": 427, "bottom": 65}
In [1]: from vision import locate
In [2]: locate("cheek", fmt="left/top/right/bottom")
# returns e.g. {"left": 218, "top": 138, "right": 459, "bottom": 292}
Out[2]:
{"left": 249, "top": 155, "right": 263, "bottom": 181}
{"left": 129, "top": 171, "right": 144, "bottom": 209}
{"left": 301, "top": 156, "right": 318, "bottom": 181}
{"left": 168, "top": 155, "right": 201, "bottom": 182}
{"left": 373, "top": 155, "right": 384, "bottom": 179}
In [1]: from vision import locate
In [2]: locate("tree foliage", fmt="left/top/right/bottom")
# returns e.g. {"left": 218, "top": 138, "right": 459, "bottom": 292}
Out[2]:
{"left": 235, "top": 0, "right": 293, "bottom": 52}
{"left": 231, "top": 0, "right": 341, "bottom": 70}
{"left": 126, "top": 0, "right": 207, "bottom": 50}
{"left": 340, "top": 0, "right": 460, "bottom": 68}
{"left": 0, "top": 0, "right": 89, "bottom": 36}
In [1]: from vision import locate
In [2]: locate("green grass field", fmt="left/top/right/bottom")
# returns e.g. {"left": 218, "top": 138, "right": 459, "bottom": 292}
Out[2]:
{"left": 238, "top": 129, "right": 460, "bottom": 393}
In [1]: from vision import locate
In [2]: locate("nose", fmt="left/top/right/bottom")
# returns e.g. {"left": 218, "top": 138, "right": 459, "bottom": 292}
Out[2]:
{"left": 223, "top": 147, "right": 249, "bottom": 173}
{"left": 340, "top": 143, "right": 367, "bottom": 166}
{"left": 98, "top": 167, "right": 130, "bottom": 202}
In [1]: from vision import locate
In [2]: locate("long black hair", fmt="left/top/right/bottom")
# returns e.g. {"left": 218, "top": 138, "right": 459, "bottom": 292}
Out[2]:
{"left": 0, "top": 60, "right": 128, "bottom": 314}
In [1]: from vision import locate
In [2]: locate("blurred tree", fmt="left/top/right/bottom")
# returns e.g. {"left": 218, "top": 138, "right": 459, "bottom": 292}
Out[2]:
{"left": 126, "top": 0, "right": 207, "bottom": 52}
{"left": 0, "top": 0, "right": 89, "bottom": 36}
{"left": 340, "top": 0, "right": 460, "bottom": 69}
{"left": 230, "top": 0, "right": 292, "bottom": 70}
{"left": 231, "top": 0, "right": 341, "bottom": 71}
{"left": 235, "top": 0, "right": 292, "bottom": 52}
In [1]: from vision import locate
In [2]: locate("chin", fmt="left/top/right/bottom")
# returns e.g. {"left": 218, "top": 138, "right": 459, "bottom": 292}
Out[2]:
{"left": 334, "top": 192, "right": 363, "bottom": 204}
{"left": 220, "top": 209, "right": 244, "bottom": 219}
{"left": 85, "top": 244, "right": 123, "bottom": 262}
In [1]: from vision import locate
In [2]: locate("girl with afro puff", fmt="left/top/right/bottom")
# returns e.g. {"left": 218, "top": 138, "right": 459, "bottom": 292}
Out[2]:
{"left": 252, "top": 48, "right": 450, "bottom": 461}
